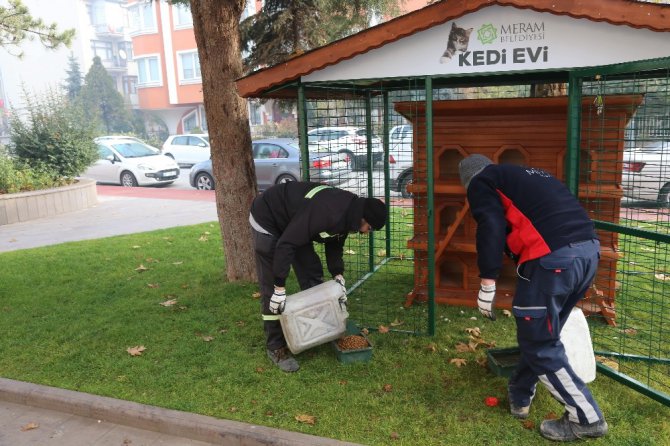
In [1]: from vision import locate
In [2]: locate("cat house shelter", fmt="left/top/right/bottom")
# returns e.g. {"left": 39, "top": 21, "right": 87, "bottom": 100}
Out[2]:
{"left": 236, "top": 0, "right": 670, "bottom": 405}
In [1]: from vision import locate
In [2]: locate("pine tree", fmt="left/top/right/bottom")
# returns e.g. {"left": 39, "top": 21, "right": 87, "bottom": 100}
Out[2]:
{"left": 64, "top": 53, "right": 82, "bottom": 100}
{"left": 78, "top": 56, "right": 132, "bottom": 134}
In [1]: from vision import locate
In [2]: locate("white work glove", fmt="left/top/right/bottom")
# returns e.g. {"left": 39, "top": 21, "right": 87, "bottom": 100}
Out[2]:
{"left": 478, "top": 283, "right": 497, "bottom": 321}
{"left": 334, "top": 274, "right": 347, "bottom": 308}
{"left": 269, "top": 286, "right": 286, "bottom": 314}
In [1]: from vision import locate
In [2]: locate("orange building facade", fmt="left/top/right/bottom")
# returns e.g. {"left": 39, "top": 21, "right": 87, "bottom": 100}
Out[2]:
{"left": 128, "top": 0, "right": 428, "bottom": 136}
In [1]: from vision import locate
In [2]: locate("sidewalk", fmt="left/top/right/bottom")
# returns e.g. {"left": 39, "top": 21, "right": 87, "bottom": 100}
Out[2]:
{"left": 0, "top": 186, "right": 362, "bottom": 446}
{"left": 1, "top": 187, "right": 219, "bottom": 253}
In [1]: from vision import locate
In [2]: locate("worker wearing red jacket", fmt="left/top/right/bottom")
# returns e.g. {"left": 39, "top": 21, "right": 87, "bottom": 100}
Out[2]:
{"left": 459, "top": 154, "right": 607, "bottom": 442}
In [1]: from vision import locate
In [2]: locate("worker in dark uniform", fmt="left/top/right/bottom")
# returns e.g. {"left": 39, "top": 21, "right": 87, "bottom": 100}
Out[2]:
{"left": 458, "top": 154, "right": 608, "bottom": 442}
{"left": 249, "top": 182, "right": 387, "bottom": 372}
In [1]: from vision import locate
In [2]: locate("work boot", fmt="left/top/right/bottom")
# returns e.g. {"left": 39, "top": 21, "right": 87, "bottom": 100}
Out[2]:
{"left": 508, "top": 391, "right": 530, "bottom": 419}
{"left": 267, "top": 347, "right": 300, "bottom": 373}
{"left": 540, "top": 412, "right": 608, "bottom": 442}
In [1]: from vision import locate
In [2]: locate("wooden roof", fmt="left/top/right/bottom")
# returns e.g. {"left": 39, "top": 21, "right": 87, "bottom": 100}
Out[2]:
{"left": 236, "top": 0, "right": 670, "bottom": 99}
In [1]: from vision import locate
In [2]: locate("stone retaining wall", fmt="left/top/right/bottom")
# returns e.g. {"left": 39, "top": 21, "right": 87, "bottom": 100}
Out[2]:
{"left": 0, "top": 179, "right": 98, "bottom": 225}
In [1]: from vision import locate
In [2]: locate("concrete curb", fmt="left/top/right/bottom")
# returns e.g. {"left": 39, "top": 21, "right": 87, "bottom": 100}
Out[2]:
{"left": 0, "top": 378, "right": 362, "bottom": 446}
{"left": 0, "top": 178, "right": 98, "bottom": 225}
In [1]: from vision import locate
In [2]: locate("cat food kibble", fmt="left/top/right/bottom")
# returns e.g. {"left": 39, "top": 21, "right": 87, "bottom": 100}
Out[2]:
{"left": 337, "top": 335, "right": 369, "bottom": 350}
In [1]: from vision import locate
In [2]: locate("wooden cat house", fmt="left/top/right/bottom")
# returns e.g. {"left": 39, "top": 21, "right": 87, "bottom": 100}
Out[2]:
{"left": 396, "top": 95, "right": 642, "bottom": 325}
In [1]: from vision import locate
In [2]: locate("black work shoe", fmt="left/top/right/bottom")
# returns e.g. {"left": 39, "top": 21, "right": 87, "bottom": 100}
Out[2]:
{"left": 540, "top": 412, "right": 608, "bottom": 442}
{"left": 267, "top": 347, "right": 300, "bottom": 373}
{"left": 510, "top": 402, "right": 530, "bottom": 419}
{"left": 508, "top": 391, "right": 530, "bottom": 419}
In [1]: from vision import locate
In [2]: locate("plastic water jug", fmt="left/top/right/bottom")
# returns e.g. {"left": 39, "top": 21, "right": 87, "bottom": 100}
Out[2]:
{"left": 280, "top": 280, "right": 349, "bottom": 354}
{"left": 561, "top": 307, "right": 596, "bottom": 383}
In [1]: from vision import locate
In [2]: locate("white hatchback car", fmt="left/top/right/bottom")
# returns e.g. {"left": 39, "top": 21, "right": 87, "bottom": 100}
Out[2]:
{"left": 307, "top": 126, "right": 382, "bottom": 171}
{"left": 623, "top": 141, "right": 670, "bottom": 205}
{"left": 162, "top": 134, "right": 210, "bottom": 166}
{"left": 83, "top": 136, "right": 180, "bottom": 187}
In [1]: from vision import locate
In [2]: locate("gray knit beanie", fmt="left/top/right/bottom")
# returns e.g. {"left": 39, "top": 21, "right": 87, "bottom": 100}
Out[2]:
{"left": 459, "top": 154, "right": 493, "bottom": 189}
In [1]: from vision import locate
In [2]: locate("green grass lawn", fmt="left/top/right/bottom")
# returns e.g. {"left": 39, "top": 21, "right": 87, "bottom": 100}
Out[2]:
{"left": 1, "top": 222, "right": 669, "bottom": 445}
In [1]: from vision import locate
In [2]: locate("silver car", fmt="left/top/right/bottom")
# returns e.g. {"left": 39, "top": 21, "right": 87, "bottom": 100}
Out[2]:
{"left": 189, "top": 138, "right": 349, "bottom": 191}
{"left": 622, "top": 140, "right": 670, "bottom": 205}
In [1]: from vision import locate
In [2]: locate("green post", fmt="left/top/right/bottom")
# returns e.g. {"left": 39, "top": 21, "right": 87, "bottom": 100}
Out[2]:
{"left": 366, "top": 91, "right": 375, "bottom": 272}
{"left": 297, "top": 82, "right": 310, "bottom": 181}
{"left": 425, "top": 77, "right": 435, "bottom": 336}
{"left": 566, "top": 73, "right": 583, "bottom": 195}
{"left": 383, "top": 91, "right": 391, "bottom": 256}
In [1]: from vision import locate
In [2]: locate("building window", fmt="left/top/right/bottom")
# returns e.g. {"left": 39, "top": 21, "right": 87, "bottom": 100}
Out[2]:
{"left": 173, "top": 3, "right": 193, "bottom": 28}
{"left": 123, "top": 76, "right": 138, "bottom": 95}
{"left": 241, "top": 0, "right": 257, "bottom": 20}
{"left": 249, "top": 101, "right": 262, "bottom": 125}
{"left": 135, "top": 55, "right": 161, "bottom": 87}
{"left": 178, "top": 51, "right": 201, "bottom": 83}
{"left": 91, "top": 40, "right": 114, "bottom": 61}
{"left": 182, "top": 110, "right": 198, "bottom": 133}
{"left": 128, "top": 1, "right": 156, "bottom": 34}
{"left": 199, "top": 106, "right": 208, "bottom": 131}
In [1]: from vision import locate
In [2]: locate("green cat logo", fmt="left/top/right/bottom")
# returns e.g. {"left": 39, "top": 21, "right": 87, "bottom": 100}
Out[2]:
{"left": 477, "top": 24, "right": 497, "bottom": 45}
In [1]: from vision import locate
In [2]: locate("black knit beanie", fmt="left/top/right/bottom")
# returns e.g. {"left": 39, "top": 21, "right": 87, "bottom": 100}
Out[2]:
{"left": 363, "top": 198, "right": 387, "bottom": 230}
{"left": 459, "top": 154, "right": 493, "bottom": 189}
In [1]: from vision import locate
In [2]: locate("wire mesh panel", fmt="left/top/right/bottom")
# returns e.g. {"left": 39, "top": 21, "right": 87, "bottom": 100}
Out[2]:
{"left": 578, "top": 64, "right": 670, "bottom": 404}
{"left": 302, "top": 81, "right": 428, "bottom": 334}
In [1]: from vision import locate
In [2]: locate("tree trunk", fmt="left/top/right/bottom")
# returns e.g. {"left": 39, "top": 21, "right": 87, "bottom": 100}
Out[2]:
{"left": 190, "top": 0, "right": 258, "bottom": 282}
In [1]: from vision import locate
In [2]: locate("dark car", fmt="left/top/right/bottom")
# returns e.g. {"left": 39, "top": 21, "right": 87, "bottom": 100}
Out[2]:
{"left": 189, "top": 138, "right": 350, "bottom": 191}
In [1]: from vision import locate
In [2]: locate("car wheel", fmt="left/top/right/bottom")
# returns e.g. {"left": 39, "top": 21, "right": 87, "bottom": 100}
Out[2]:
{"left": 339, "top": 150, "right": 358, "bottom": 171}
{"left": 399, "top": 171, "right": 413, "bottom": 198}
{"left": 195, "top": 172, "right": 215, "bottom": 190}
{"left": 657, "top": 183, "right": 670, "bottom": 207}
{"left": 275, "top": 174, "right": 297, "bottom": 185}
{"left": 120, "top": 171, "right": 138, "bottom": 187}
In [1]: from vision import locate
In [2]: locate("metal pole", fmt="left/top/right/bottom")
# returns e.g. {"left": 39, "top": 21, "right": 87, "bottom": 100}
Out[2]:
{"left": 366, "top": 90, "right": 374, "bottom": 272}
{"left": 383, "top": 91, "right": 391, "bottom": 256}
{"left": 566, "top": 73, "right": 583, "bottom": 195}
{"left": 297, "top": 81, "right": 310, "bottom": 181}
{"left": 426, "top": 77, "right": 435, "bottom": 336}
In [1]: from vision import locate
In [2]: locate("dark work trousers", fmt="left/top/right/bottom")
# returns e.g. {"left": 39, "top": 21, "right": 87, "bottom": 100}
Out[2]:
{"left": 252, "top": 228, "right": 324, "bottom": 351}
{"left": 508, "top": 239, "right": 604, "bottom": 425}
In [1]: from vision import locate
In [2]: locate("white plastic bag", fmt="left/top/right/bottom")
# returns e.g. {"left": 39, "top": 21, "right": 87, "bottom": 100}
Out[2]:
{"left": 561, "top": 307, "right": 596, "bottom": 383}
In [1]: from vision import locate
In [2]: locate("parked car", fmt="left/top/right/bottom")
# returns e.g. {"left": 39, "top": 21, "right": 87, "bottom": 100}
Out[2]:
{"left": 189, "top": 138, "right": 349, "bottom": 191}
{"left": 162, "top": 134, "right": 210, "bottom": 166}
{"left": 307, "top": 126, "right": 383, "bottom": 171}
{"left": 82, "top": 136, "right": 180, "bottom": 187}
{"left": 387, "top": 124, "right": 414, "bottom": 198}
{"left": 622, "top": 140, "right": 670, "bottom": 206}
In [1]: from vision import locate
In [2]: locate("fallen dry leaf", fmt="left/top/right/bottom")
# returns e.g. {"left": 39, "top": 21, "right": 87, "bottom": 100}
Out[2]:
{"left": 622, "top": 328, "right": 638, "bottom": 335}
{"left": 465, "top": 327, "right": 481, "bottom": 337}
{"left": 502, "top": 309, "right": 512, "bottom": 318}
{"left": 198, "top": 234, "right": 209, "bottom": 242}
{"left": 132, "top": 245, "right": 141, "bottom": 249}
{"left": 455, "top": 342, "right": 474, "bottom": 353}
{"left": 252, "top": 292, "right": 261, "bottom": 299}
{"left": 389, "top": 318, "right": 404, "bottom": 327}
{"left": 377, "top": 250, "right": 387, "bottom": 257}
{"left": 200, "top": 335, "right": 214, "bottom": 342}
{"left": 236, "top": 320, "right": 246, "bottom": 327}
{"left": 522, "top": 419, "right": 535, "bottom": 430}
{"left": 476, "top": 357, "right": 488, "bottom": 368}
{"left": 450, "top": 358, "right": 467, "bottom": 367}
{"left": 126, "top": 346, "right": 146, "bottom": 356}
{"left": 425, "top": 343, "right": 438, "bottom": 352}
{"left": 344, "top": 249, "right": 356, "bottom": 255}
{"left": 295, "top": 414, "right": 316, "bottom": 425}
{"left": 20, "top": 422, "right": 39, "bottom": 431}
{"left": 390, "top": 431, "right": 400, "bottom": 440}
{"left": 135, "top": 264, "right": 149, "bottom": 272}
{"left": 655, "top": 273, "right": 670, "bottom": 281}
{"left": 145, "top": 257, "right": 159, "bottom": 263}
{"left": 544, "top": 412, "right": 559, "bottom": 420}
{"left": 361, "top": 328, "right": 370, "bottom": 335}
{"left": 383, "top": 384, "right": 393, "bottom": 392}
{"left": 159, "top": 298, "right": 177, "bottom": 307}
{"left": 172, "top": 261, "right": 183, "bottom": 265}
{"left": 147, "top": 283, "right": 159, "bottom": 289}
{"left": 378, "top": 325, "right": 390, "bottom": 334}
{"left": 595, "top": 355, "right": 619, "bottom": 371}
{"left": 255, "top": 367, "right": 265, "bottom": 373}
